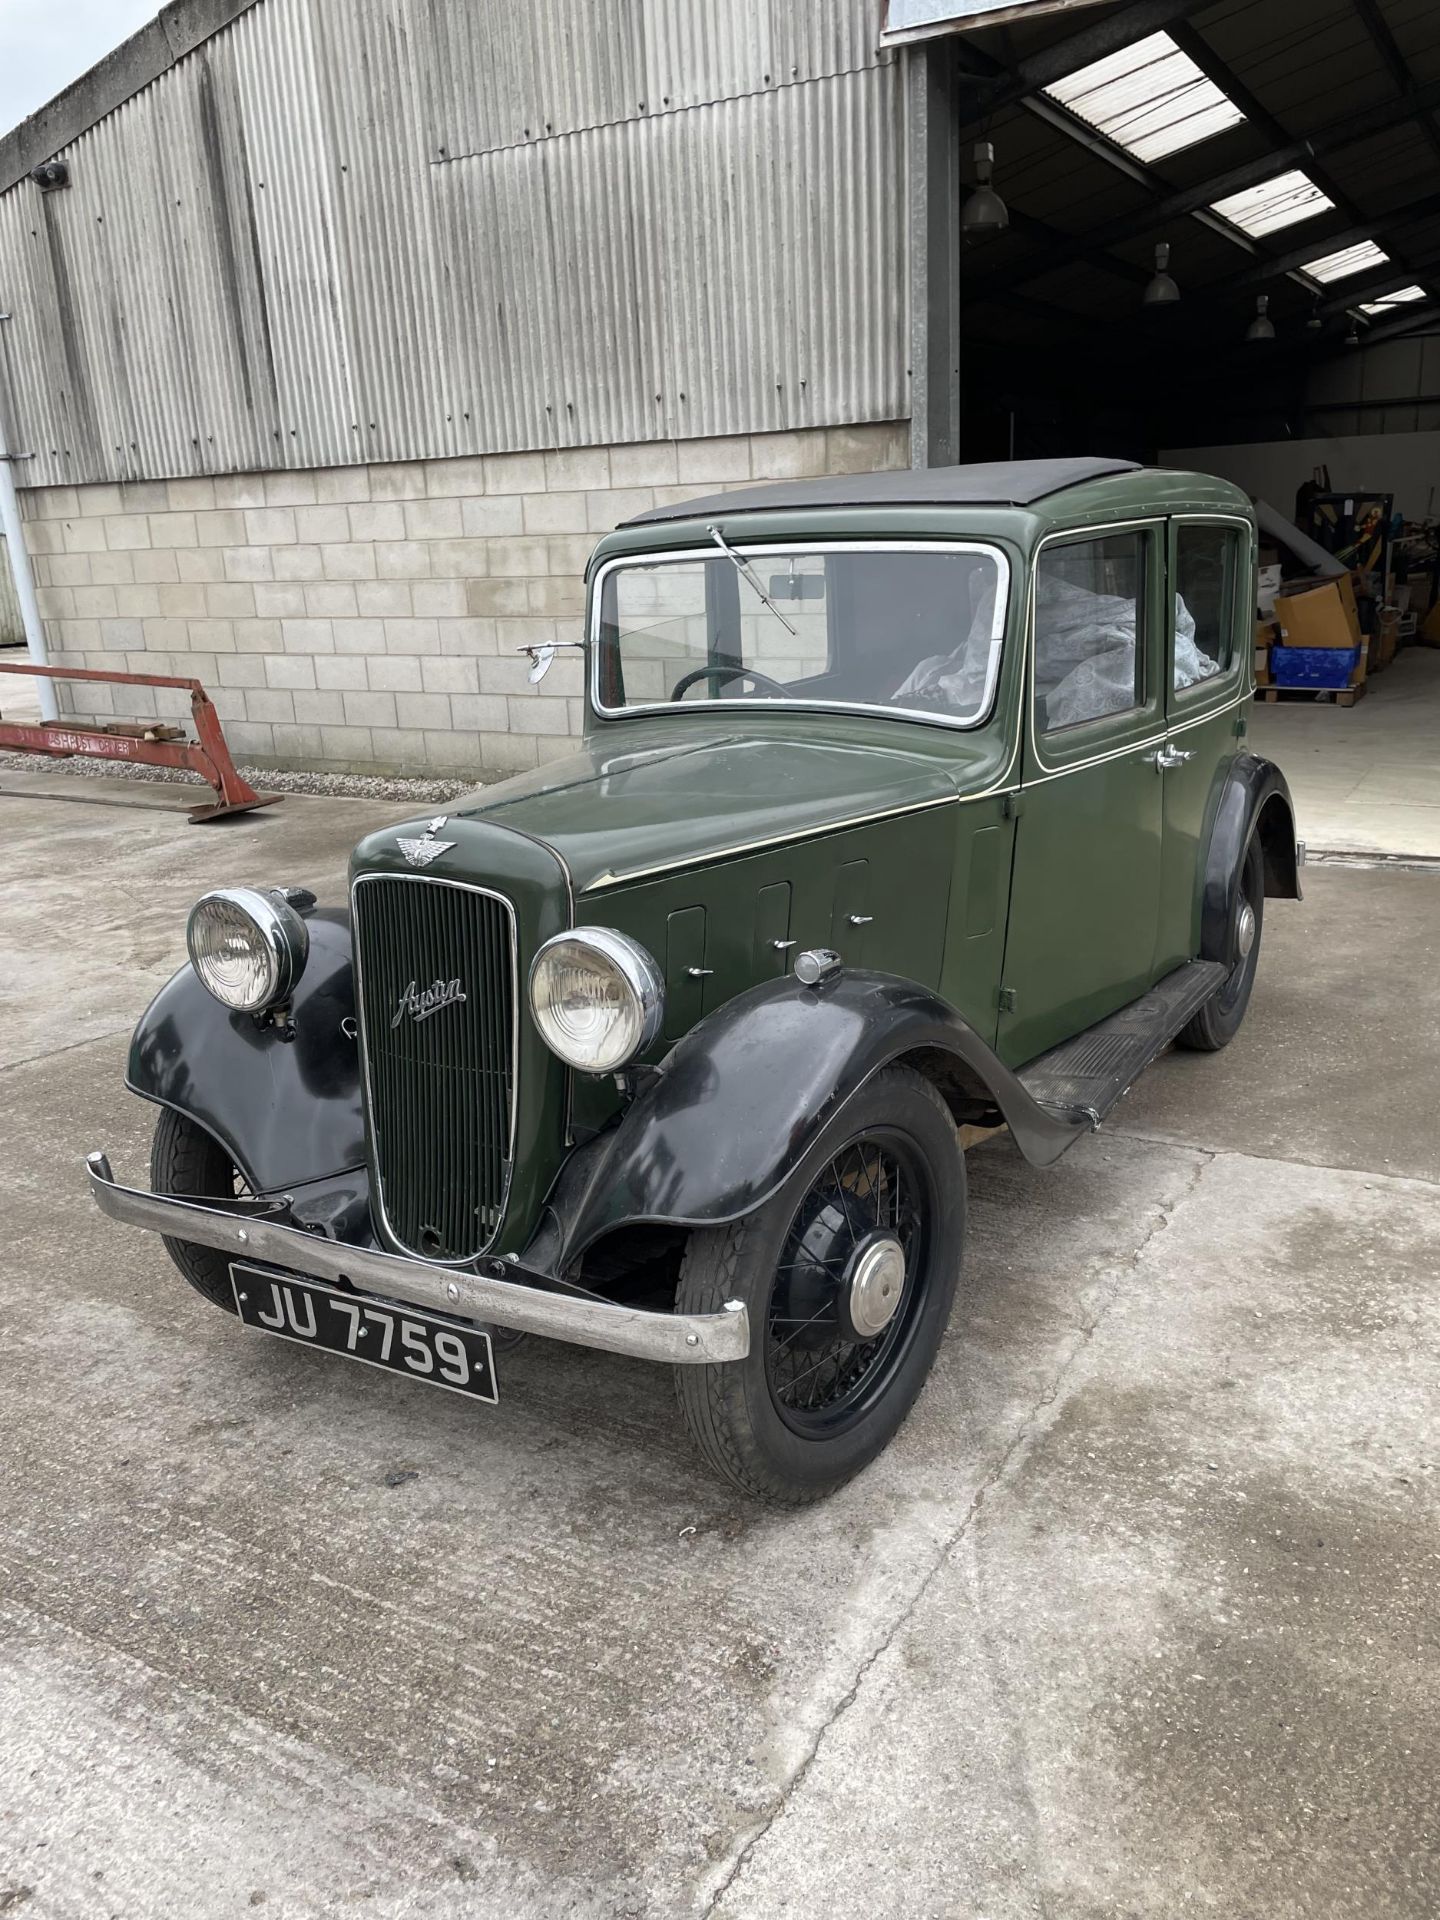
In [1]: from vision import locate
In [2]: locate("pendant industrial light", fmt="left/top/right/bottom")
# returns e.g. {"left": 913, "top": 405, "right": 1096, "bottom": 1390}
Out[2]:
{"left": 1245, "top": 294, "right": 1276, "bottom": 342}
{"left": 961, "top": 141, "right": 1008, "bottom": 239}
{"left": 1142, "top": 243, "right": 1180, "bottom": 306}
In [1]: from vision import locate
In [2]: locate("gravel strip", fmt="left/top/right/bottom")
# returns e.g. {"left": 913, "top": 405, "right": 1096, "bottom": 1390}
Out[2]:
{"left": 0, "top": 751, "right": 485, "bottom": 805}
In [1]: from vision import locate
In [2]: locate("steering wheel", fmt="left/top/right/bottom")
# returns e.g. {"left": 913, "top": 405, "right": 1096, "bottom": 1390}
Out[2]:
{"left": 670, "top": 662, "right": 790, "bottom": 702}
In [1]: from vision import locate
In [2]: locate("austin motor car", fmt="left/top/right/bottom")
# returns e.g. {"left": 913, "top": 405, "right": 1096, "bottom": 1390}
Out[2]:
{"left": 89, "top": 457, "right": 1300, "bottom": 1503}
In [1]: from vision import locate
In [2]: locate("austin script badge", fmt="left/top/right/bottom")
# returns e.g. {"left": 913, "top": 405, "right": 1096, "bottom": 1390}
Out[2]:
{"left": 391, "top": 977, "right": 468, "bottom": 1028}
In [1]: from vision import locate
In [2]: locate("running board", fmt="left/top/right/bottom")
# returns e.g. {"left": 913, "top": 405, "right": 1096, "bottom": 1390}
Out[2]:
{"left": 1016, "top": 960, "right": 1228, "bottom": 1130}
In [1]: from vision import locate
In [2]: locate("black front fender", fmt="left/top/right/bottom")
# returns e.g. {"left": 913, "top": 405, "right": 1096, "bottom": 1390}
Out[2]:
{"left": 127, "top": 908, "right": 364, "bottom": 1195}
{"left": 549, "top": 970, "right": 1090, "bottom": 1266}
{"left": 1201, "top": 752, "right": 1301, "bottom": 963}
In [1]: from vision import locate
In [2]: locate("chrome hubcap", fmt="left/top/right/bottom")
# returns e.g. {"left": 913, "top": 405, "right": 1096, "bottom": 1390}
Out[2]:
{"left": 1236, "top": 899, "right": 1256, "bottom": 960}
{"left": 846, "top": 1234, "right": 907, "bottom": 1340}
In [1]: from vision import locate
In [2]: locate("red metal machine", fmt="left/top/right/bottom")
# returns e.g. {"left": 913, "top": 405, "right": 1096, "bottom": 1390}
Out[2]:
{"left": 0, "top": 662, "right": 281, "bottom": 822}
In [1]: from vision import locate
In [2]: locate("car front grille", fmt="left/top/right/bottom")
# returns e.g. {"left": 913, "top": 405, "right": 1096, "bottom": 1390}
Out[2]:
{"left": 352, "top": 874, "right": 517, "bottom": 1263}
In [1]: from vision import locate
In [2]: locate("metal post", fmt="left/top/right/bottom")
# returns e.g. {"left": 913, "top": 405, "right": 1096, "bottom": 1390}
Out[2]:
{"left": 0, "top": 315, "right": 57, "bottom": 722}
{"left": 906, "top": 42, "right": 961, "bottom": 470}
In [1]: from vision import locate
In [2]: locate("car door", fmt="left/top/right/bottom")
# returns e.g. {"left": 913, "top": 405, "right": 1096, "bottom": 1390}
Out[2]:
{"left": 996, "top": 522, "right": 1167, "bottom": 1066}
{"left": 1153, "top": 514, "right": 1253, "bottom": 974}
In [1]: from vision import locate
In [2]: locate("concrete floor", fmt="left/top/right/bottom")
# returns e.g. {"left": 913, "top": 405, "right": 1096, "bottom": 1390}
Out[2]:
{"left": 1, "top": 770, "right": 1438, "bottom": 1919}
{"left": 1249, "top": 645, "right": 1440, "bottom": 859}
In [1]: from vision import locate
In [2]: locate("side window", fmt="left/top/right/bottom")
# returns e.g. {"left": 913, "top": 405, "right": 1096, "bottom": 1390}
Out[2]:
{"left": 1035, "top": 532, "right": 1144, "bottom": 733}
{"left": 1174, "top": 522, "right": 1242, "bottom": 689}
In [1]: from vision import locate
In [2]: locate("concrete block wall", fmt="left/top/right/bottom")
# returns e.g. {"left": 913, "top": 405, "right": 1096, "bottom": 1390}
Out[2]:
{"left": 18, "top": 423, "right": 908, "bottom": 776}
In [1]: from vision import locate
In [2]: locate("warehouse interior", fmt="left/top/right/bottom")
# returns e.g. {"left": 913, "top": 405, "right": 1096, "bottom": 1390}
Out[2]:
{"left": 896, "top": 0, "right": 1440, "bottom": 855}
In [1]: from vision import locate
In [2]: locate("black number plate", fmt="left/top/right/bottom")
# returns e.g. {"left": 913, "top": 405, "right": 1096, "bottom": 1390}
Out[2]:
{"left": 230, "top": 1264, "right": 498, "bottom": 1404}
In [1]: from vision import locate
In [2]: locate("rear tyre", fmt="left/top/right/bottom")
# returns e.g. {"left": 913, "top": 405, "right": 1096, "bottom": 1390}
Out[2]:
{"left": 674, "top": 1066, "right": 965, "bottom": 1504}
{"left": 150, "top": 1108, "right": 249, "bottom": 1314}
{"left": 1177, "top": 834, "right": 1264, "bottom": 1053}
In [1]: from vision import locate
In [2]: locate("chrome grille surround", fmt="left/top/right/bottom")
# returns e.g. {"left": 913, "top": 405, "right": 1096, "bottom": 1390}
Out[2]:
{"left": 351, "top": 872, "right": 519, "bottom": 1266}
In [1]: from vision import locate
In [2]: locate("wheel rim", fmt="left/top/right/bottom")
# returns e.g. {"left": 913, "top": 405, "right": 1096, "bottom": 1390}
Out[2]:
{"left": 1217, "top": 855, "right": 1262, "bottom": 1013}
{"left": 764, "top": 1132, "right": 934, "bottom": 1438}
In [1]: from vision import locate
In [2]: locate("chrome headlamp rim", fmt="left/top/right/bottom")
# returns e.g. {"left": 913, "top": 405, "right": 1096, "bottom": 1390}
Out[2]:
{"left": 186, "top": 886, "right": 310, "bottom": 1013}
{"left": 528, "top": 927, "right": 665, "bottom": 1074}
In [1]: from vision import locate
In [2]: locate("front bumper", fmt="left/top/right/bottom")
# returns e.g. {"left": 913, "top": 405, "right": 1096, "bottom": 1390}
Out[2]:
{"left": 86, "top": 1153, "right": 750, "bottom": 1365}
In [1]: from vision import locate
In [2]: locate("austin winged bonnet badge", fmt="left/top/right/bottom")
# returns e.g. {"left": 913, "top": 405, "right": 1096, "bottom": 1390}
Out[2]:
{"left": 395, "top": 837, "right": 456, "bottom": 875}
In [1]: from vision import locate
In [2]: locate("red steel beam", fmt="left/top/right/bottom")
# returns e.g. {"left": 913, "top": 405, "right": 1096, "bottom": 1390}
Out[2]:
{"left": 0, "top": 663, "right": 281, "bottom": 822}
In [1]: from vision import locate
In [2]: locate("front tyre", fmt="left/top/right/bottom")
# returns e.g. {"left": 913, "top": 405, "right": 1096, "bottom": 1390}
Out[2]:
{"left": 150, "top": 1108, "right": 250, "bottom": 1314}
{"left": 674, "top": 1065, "right": 965, "bottom": 1504}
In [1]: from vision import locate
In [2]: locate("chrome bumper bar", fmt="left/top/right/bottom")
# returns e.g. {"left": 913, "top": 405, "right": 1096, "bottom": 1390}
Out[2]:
{"left": 85, "top": 1153, "right": 750, "bottom": 1365}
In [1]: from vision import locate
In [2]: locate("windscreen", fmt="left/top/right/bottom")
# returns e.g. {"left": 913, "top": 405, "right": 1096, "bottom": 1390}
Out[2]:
{"left": 595, "top": 543, "right": 1007, "bottom": 726}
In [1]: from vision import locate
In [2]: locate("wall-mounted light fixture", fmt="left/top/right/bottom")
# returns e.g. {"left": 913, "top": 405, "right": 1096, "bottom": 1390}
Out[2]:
{"left": 29, "top": 160, "right": 70, "bottom": 192}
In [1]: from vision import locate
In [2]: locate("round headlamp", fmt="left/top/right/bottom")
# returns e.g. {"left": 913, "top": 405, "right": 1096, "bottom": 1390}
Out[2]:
{"left": 186, "top": 888, "right": 310, "bottom": 1013}
{"left": 529, "top": 928, "right": 664, "bottom": 1074}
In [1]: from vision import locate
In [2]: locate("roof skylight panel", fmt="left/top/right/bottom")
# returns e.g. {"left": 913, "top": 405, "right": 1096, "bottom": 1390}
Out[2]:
{"left": 1302, "top": 240, "right": 1389, "bottom": 282}
{"left": 1209, "top": 169, "right": 1334, "bottom": 237}
{"left": 1359, "top": 284, "right": 1427, "bottom": 314}
{"left": 1044, "top": 31, "right": 1246, "bottom": 164}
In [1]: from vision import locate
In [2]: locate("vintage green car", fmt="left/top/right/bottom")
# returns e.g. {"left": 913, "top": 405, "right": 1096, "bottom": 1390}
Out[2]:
{"left": 90, "top": 457, "right": 1300, "bottom": 1502}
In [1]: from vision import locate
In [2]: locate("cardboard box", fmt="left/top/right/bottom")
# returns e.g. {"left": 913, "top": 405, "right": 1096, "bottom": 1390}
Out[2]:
{"left": 1273, "top": 577, "right": 1356, "bottom": 649}
{"left": 1257, "top": 564, "right": 1283, "bottom": 617}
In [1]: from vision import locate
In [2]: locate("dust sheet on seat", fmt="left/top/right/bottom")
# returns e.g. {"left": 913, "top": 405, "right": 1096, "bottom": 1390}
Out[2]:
{"left": 1038, "top": 577, "right": 1217, "bottom": 729}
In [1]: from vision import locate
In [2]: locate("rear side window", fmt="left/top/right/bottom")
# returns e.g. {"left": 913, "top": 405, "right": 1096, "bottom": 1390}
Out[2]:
{"left": 1174, "top": 522, "right": 1242, "bottom": 689}
{"left": 1035, "top": 532, "right": 1145, "bottom": 732}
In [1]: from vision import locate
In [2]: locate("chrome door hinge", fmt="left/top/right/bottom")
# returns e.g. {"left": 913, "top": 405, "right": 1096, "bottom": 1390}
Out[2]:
{"left": 997, "top": 986, "right": 1017, "bottom": 1012}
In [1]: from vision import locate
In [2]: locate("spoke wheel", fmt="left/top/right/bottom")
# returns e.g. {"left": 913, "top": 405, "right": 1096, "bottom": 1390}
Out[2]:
{"left": 765, "top": 1136, "right": 929, "bottom": 1438}
{"left": 674, "top": 1065, "right": 965, "bottom": 1504}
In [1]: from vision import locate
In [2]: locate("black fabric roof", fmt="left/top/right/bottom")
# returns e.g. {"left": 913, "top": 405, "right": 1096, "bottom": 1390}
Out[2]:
{"left": 627, "top": 456, "right": 1142, "bottom": 524}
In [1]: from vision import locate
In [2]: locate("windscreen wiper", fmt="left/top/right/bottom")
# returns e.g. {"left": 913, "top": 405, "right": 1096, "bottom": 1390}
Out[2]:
{"left": 706, "top": 524, "right": 798, "bottom": 637}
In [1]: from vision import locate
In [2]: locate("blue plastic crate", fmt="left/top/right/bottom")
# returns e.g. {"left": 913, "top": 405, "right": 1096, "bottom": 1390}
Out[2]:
{"left": 1269, "top": 644, "right": 1361, "bottom": 690}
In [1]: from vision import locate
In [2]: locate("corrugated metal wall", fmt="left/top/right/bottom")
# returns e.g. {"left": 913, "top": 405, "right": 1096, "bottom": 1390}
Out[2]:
{"left": 0, "top": 540, "right": 23, "bottom": 644}
{"left": 0, "top": 0, "right": 907, "bottom": 489}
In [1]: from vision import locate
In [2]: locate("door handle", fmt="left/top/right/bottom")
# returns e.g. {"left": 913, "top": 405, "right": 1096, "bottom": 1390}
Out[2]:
{"left": 1150, "top": 743, "right": 1195, "bottom": 770}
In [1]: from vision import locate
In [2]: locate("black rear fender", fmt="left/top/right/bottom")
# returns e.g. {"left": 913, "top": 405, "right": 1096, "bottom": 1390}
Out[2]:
{"left": 1200, "top": 753, "right": 1300, "bottom": 964}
